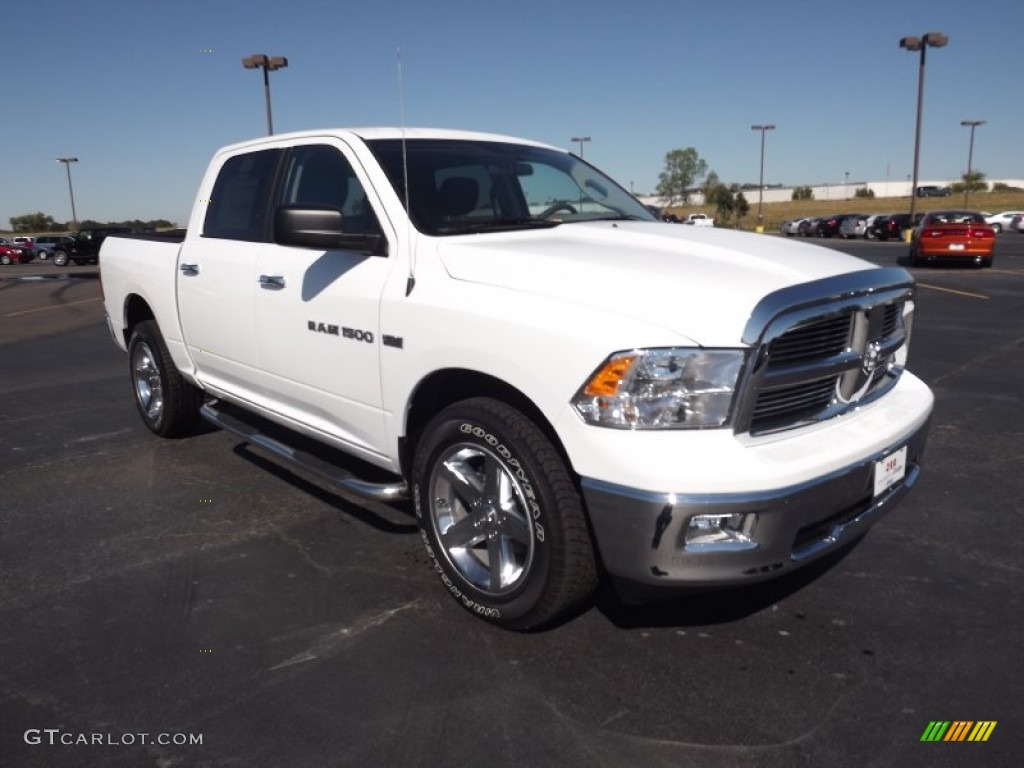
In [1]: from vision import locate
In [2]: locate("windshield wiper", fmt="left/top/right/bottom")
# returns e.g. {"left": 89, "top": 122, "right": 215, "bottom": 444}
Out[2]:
{"left": 435, "top": 218, "right": 563, "bottom": 235}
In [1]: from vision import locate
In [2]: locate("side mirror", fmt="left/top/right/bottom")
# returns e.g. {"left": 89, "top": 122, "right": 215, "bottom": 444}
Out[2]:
{"left": 273, "top": 205, "right": 386, "bottom": 255}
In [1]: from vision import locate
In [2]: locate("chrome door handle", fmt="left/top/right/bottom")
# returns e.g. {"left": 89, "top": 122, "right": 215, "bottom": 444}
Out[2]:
{"left": 179, "top": 263, "right": 199, "bottom": 276}
{"left": 259, "top": 274, "right": 286, "bottom": 289}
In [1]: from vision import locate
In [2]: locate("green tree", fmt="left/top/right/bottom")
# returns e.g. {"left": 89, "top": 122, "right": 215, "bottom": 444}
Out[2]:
{"left": 791, "top": 186, "right": 814, "bottom": 201}
{"left": 950, "top": 170, "right": 987, "bottom": 194}
{"left": 701, "top": 170, "right": 722, "bottom": 204}
{"left": 9, "top": 212, "right": 57, "bottom": 232}
{"left": 656, "top": 148, "right": 708, "bottom": 206}
{"left": 854, "top": 187, "right": 875, "bottom": 198}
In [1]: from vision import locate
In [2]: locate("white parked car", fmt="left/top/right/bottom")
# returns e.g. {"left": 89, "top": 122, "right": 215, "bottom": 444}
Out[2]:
{"left": 984, "top": 211, "right": 1024, "bottom": 233}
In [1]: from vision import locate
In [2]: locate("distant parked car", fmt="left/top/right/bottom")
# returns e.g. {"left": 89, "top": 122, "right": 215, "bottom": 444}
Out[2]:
{"left": 798, "top": 217, "right": 820, "bottom": 237}
{"left": 871, "top": 213, "right": 925, "bottom": 241}
{"left": 910, "top": 210, "right": 995, "bottom": 268}
{"left": 983, "top": 211, "right": 1024, "bottom": 233}
{"left": 0, "top": 243, "right": 28, "bottom": 265}
{"left": 33, "top": 235, "right": 75, "bottom": 260}
{"left": 839, "top": 215, "right": 868, "bottom": 239}
{"left": 863, "top": 214, "right": 886, "bottom": 239}
{"left": 818, "top": 214, "right": 862, "bottom": 238}
{"left": 11, "top": 237, "right": 36, "bottom": 258}
{"left": 915, "top": 185, "right": 951, "bottom": 197}
{"left": 779, "top": 218, "right": 805, "bottom": 236}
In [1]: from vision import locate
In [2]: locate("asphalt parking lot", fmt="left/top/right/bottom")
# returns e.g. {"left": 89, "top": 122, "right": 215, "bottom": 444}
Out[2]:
{"left": 1, "top": 237, "right": 1022, "bottom": 768}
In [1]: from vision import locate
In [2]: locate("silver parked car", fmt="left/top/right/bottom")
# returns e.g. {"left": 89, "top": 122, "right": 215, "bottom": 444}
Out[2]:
{"left": 779, "top": 218, "right": 805, "bottom": 236}
{"left": 984, "top": 211, "right": 1024, "bottom": 233}
{"left": 839, "top": 215, "right": 868, "bottom": 239}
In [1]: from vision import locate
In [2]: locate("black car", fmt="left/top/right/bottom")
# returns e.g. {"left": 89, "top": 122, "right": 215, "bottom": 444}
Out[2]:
{"left": 915, "top": 185, "right": 951, "bottom": 198}
{"left": 814, "top": 214, "right": 852, "bottom": 238}
{"left": 870, "top": 213, "right": 925, "bottom": 241}
{"left": 52, "top": 228, "right": 133, "bottom": 266}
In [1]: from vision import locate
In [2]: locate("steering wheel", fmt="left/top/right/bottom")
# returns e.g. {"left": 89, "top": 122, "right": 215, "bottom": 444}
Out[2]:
{"left": 538, "top": 203, "right": 578, "bottom": 219}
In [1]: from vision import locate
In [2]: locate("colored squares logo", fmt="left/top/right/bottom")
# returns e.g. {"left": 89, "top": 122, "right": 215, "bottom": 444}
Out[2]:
{"left": 920, "top": 721, "right": 997, "bottom": 742}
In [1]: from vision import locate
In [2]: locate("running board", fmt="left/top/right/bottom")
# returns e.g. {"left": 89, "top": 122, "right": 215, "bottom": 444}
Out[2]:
{"left": 199, "top": 402, "right": 408, "bottom": 502}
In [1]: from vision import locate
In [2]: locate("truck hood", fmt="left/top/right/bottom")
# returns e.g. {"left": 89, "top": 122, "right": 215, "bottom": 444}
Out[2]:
{"left": 435, "top": 221, "right": 875, "bottom": 346}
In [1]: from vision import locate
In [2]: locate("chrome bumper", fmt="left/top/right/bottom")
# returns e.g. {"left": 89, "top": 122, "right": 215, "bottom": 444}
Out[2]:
{"left": 581, "top": 417, "right": 930, "bottom": 589}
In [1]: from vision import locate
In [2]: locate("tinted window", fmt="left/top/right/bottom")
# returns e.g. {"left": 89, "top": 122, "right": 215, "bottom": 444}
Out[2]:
{"left": 204, "top": 149, "right": 281, "bottom": 240}
{"left": 367, "top": 139, "right": 654, "bottom": 236}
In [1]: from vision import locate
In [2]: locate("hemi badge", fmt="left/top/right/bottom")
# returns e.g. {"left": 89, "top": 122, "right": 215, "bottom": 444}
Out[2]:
{"left": 382, "top": 335, "right": 404, "bottom": 349}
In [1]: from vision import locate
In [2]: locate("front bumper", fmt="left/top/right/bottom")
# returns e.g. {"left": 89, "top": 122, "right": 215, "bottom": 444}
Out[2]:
{"left": 581, "top": 415, "right": 930, "bottom": 590}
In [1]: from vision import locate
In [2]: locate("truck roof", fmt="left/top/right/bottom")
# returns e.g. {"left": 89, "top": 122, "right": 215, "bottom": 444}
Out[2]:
{"left": 216, "top": 127, "right": 561, "bottom": 155}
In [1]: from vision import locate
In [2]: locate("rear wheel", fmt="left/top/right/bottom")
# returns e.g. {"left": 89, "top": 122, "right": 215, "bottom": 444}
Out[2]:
{"left": 52, "top": 250, "right": 68, "bottom": 266}
{"left": 413, "top": 398, "right": 597, "bottom": 630}
{"left": 991, "top": 223, "right": 1002, "bottom": 233}
{"left": 128, "top": 320, "right": 203, "bottom": 437}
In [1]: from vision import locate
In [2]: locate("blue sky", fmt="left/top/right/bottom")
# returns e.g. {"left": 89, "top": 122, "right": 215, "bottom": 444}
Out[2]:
{"left": 3, "top": 0, "right": 1021, "bottom": 228}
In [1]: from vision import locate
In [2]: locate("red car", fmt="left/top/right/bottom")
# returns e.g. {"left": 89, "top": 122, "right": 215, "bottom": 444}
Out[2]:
{"left": 0, "top": 243, "right": 28, "bottom": 265}
{"left": 909, "top": 210, "right": 995, "bottom": 268}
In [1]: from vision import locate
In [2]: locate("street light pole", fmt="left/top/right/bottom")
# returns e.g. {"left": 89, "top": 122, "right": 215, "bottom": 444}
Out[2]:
{"left": 845, "top": 171, "right": 850, "bottom": 198}
{"left": 242, "top": 54, "right": 288, "bottom": 135}
{"left": 570, "top": 136, "right": 591, "bottom": 158}
{"left": 900, "top": 32, "right": 948, "bottom": 228}
{"left": 751, "top": 124, "right": 775, "bottom": 231}
{"left": 960, "top": 119, "right": 985, "bottom": 208}
{"left": 57, "top": 157, "right": 79, "bottom": 232}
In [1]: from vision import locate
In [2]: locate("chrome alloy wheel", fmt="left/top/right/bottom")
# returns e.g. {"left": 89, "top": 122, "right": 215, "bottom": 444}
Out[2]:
{"left": 428, "top": 444, "right": 535, "bottom": 596}
{"left": 132, "top": 341, "right": 164, "bottom": 423}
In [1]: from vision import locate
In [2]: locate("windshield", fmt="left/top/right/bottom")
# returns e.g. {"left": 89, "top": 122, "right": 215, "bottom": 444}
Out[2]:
{"left": 366, "top": 138, "right": 655, "bottom": 235}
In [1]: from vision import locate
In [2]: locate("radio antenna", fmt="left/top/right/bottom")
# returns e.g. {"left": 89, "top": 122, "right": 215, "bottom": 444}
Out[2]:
{"left": 397, "top": 47, "right": 415, "bottom": 296}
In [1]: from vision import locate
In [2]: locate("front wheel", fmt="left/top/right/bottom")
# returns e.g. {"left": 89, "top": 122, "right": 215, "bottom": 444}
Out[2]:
{"left": 413, "top": 398, "right": 597, "bottom": 630}
{"left": 991, "top": 223, "right": 1002, "bottom": 233}
{"left": 0, "top": 254, "right": 10, "bottom": 265}
{"left": 127, "top": 320, "right": 203, "bottom": 437}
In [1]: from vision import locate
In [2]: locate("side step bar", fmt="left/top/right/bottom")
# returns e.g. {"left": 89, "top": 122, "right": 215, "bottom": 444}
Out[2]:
{"left": 199, "top": 401, "right": 409, "bottom": 502}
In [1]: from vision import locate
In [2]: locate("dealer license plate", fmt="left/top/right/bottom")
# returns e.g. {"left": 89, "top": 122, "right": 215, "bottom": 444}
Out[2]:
{"left": 948, "top": 243, "right": 965, "bottom": 251}
{"left": 873, "top": 446, "right": 908, "bottom": 496}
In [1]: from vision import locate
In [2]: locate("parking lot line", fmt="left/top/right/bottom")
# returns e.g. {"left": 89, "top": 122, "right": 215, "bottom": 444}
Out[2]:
{"left": 2, "top": 298, "right": 103, "bottom": 318}
{"left": 916, "top": 284, "right": 989, "bottom": 300}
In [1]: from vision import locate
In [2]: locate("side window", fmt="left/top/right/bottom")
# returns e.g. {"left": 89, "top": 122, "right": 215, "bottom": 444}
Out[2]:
{"left": 204, "top": 149, "right": 281, "bottom": 241}
{"left": 279, "top": 145, "right": 381, "bottom": 235}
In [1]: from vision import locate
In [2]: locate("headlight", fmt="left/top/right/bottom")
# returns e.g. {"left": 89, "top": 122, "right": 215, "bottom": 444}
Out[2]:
{"left": 571, "top": 348, "right": 745, "bottom": 429}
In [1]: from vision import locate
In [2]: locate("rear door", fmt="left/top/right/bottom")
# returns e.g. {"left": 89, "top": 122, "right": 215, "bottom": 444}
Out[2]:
{"left": 177, "top": 148, "right": 281, "bottom": 405}
{"left": 254, "top": 140, "right": 396, "bottom": 459}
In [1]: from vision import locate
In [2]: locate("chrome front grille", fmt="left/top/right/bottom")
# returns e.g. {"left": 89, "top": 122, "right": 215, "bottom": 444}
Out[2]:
{"left": 734, "top": 269, "right": 916, "bottom": 436}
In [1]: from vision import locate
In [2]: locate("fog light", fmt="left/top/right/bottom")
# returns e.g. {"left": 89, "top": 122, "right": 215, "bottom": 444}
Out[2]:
{"left": 685, "top": 513, "right": 758, "bottom": 552}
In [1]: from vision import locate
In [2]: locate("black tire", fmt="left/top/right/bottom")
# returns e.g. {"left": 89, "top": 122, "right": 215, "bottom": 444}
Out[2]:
{"left": 412, "top": 398, "right": 597, "bottom": 630}
{"left": 127, "top": 320, "right": 203, "bottom": 438}
{"left": 53, "top": 250, "right": 68, "bottom": 267}
{"left": 0, "top": 254, "right": 10, "bottom": 266}
{"left": 991, "top": 223, "right": 1002, "bottom": 233}
{"left": 981, "top": 256, "right": 993, "bottom": 268}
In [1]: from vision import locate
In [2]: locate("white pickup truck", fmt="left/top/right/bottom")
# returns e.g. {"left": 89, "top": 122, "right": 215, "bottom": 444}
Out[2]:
{"left": 101, "top": 127, "right": 933, "bottom": 629}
